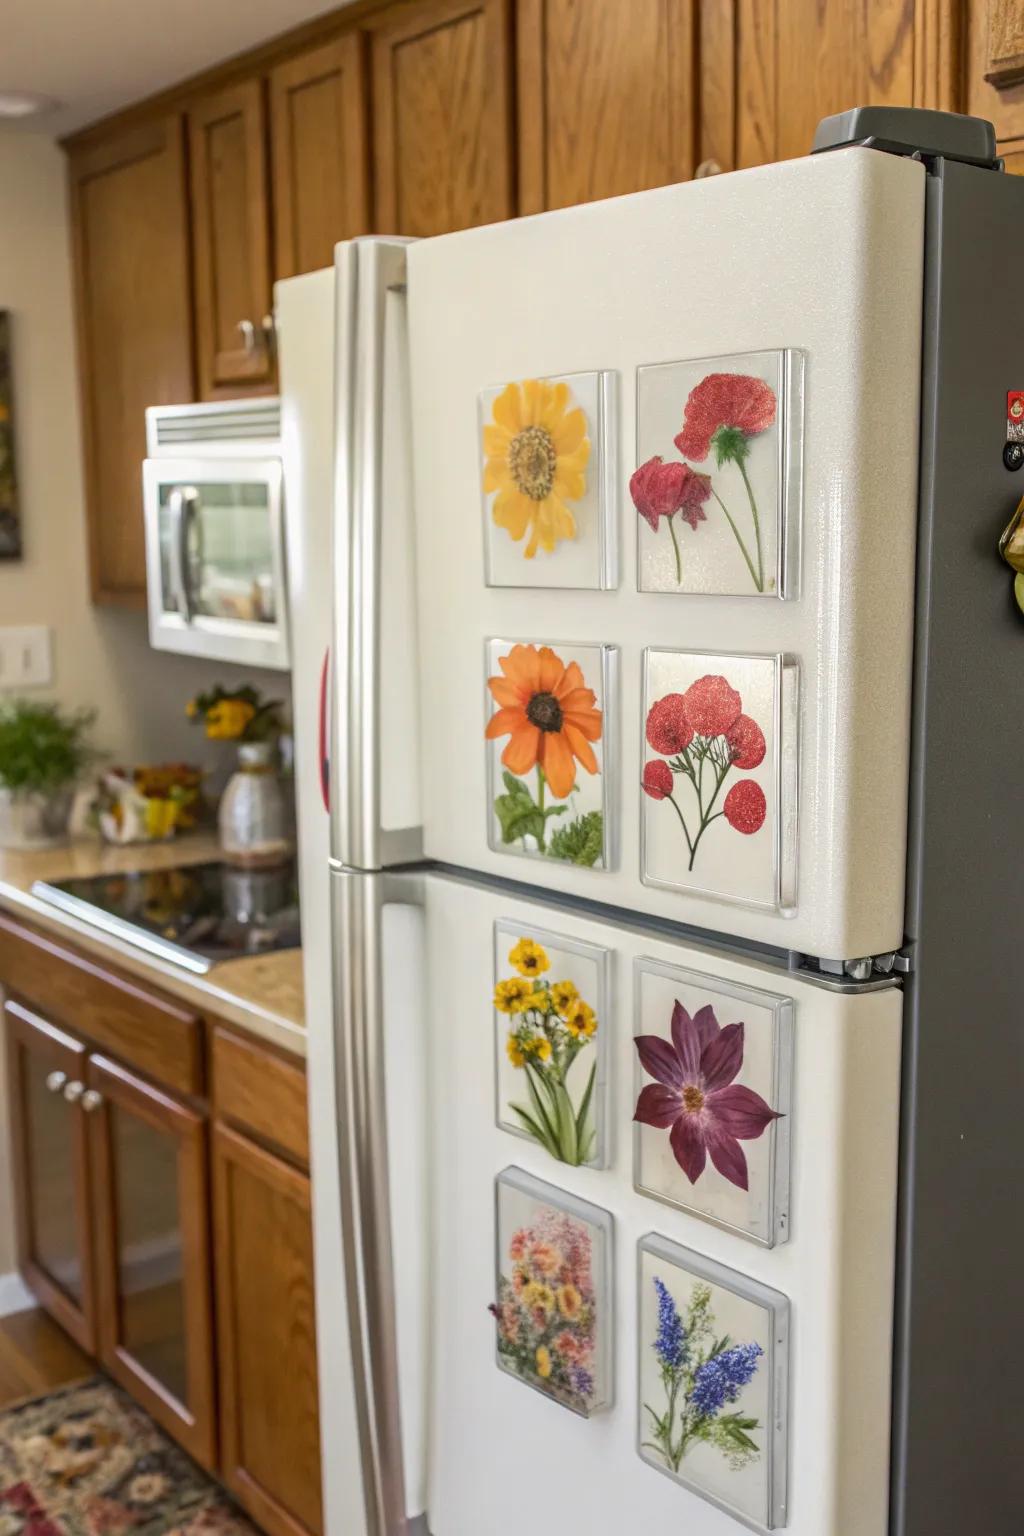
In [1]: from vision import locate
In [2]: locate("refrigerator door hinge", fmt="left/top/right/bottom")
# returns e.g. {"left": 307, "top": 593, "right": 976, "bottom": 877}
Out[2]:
{"left": 791, "top": 944, "right": 914, "bottom": 990}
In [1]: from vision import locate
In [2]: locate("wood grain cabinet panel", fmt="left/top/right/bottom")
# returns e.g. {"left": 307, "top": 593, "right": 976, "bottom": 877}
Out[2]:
{"left": 88, "top": 1053, "right": 217, "bottom": 1471}
{"left": 211, "top": 1026, "right": 310, "bottom": 1167}
{"left": 68, "top": 117, "right": 193, "bottom": 604}
{"left": 189, "top": 80, "right": 275, "bottom": 395}
{"left": 270, "top": 34, "right": 371, "bottom": 278}
{"left": 3, "top": 1001, "right": 97, "bottom": 1354}
{"left": 213, "top": 1124, "right": 322, "bottom": 1536}
{"left": 695, "top": 0, "right": 955, "bottom": 173}
{"left": 369, "top": 0, "right": 514, "bottom": 235}
{"left": 967, "top": 0, "right": 1024, "bottom": 147}
{"left": 518, "top": 0, "right": 697, "bottom": 213}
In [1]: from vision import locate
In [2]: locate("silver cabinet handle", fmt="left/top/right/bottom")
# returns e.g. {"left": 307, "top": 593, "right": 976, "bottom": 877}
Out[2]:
{"left": 237, "top": 318, "right": 257, "bottom": 355}
{"left": 695, "top": 158, "right": 724, "bottom": 178}
{"left": 81, "top": 1089, "right": 103, "bottom": 1113}
{"left": 260, "top": 312, "right": 277, "bottom": 361}
{"left": 45, "top": 1070, "right": 67, "bottom": 1094}
{"left": 332, "top": 237, "right": 421, "bottom": 871}
{"left": 62, "top": 1080, "right": 84, "bottom": 1104}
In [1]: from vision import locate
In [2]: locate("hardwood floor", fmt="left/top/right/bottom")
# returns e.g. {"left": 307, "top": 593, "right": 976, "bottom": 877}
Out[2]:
{"left": 0, "top": 1308, "right": 93, "bottom": 1409}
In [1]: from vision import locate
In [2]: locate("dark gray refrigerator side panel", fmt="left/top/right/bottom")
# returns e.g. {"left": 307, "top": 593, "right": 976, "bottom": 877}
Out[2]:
{"left": 894, "top": 157, "right": 1024, "bottom": 1536}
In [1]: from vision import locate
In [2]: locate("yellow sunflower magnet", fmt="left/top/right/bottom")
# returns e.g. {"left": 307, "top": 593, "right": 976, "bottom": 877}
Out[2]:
{"left": 479, "top": 370, "right": 617, "bottom": 589}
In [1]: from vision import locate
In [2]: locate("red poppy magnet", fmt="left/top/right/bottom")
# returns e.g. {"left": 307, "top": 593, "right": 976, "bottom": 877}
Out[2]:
{"left": 633, "top": 350, "right": 803, "bottom": 598}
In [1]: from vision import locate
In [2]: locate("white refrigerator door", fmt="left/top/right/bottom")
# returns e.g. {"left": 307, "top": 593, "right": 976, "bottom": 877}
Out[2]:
{"left": 406, "top": 147, "right": 926, "bottom": 961}
{"left": 278, "top": 266, "right": 368, "bottom": 1536}
{"left": 416, "top": 870, "right": 901, "bottom": 1536}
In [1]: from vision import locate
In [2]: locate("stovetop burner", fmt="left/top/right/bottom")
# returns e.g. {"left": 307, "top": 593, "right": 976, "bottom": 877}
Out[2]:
{"left": 32, "top": 859, "right": 300, "bottom": 975}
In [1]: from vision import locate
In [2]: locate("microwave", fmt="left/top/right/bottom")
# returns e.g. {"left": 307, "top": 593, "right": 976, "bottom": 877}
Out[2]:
{"left": 142, "top": 398, "right": 290, "bottom": 670}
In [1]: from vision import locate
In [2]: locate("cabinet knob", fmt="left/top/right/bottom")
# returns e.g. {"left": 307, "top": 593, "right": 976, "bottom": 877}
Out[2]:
{"left": 261, "top": 313, "right": 277, "bottom": 360}
{"left": 695, "top": 159, "right": 724, "bottom": 178}
{"left": 237, "top": 318, "right": 257, "bottom": 356}
{"left": 62, "top": 1079, "right": 85, "bottom": 1104}
{"left": 45, "top": 1070, "right": 68, "bottom": 1094}
{"left": 80, "top": 1089, "right": 104, "bottom": 1114}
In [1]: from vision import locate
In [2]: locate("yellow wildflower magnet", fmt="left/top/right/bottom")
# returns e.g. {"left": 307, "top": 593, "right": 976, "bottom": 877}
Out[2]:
{"left": 550, "top": 980, "right": 579, "bottom": 1015}
{"left": 508, "top": 937, "right": 550, "bottom": 977}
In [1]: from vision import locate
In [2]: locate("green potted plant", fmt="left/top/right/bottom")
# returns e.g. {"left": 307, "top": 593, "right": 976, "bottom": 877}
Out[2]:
{"left": 0, "top": 699, "right": 97, "bottom": 849}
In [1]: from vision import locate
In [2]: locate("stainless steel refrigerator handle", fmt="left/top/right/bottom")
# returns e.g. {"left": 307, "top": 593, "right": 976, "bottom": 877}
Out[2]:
{"left": 168, "top": 485, "right": 197, "bottom": 622}
{"left": 332, "top": 238, "right": 410, "bottom": 870}
{"left": 331, "top": 869, "right": 424, "bottom": 1536}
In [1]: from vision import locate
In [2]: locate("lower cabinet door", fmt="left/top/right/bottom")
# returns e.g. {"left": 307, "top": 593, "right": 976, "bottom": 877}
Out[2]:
{"left": 87, "top": 1052, "right": 216, "bottom": 1469}
{"left": 3, "top": 1000, "right": 97, "bottom": 1351}
{"left": 212, "top": 1123, "right": 322, "bottom": 1536}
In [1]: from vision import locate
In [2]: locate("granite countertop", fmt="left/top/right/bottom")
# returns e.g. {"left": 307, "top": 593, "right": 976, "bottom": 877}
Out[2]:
{"left": 0, "top": 834, "right": 306, "bottom": 1058}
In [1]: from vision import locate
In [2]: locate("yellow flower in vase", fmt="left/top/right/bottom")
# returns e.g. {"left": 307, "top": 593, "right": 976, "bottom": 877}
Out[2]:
{"left": 205, "top": 699, "right": 256, "bottom": 740}
{"left": 483, "top": 380, "right": 590, "bottom": 559}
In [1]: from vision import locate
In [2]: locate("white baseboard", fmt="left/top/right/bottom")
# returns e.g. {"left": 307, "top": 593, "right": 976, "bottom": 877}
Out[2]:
{"left": 0, "top": 1271, "right": 35, "bottom": 1318}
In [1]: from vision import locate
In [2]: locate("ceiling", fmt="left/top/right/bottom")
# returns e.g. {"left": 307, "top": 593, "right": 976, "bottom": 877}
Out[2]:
{"left": 0, "top": 0, "right": 353, "bottom": 135}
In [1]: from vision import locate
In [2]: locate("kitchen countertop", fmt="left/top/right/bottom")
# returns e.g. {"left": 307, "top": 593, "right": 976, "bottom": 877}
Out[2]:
{"left": 0, "top": 834, "right": 306, "bottom": 1058}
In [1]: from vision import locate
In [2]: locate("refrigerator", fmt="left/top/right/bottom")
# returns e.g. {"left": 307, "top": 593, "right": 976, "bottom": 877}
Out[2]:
{"left": 277, "top": 105, "right": 1024, "bottom": 1536}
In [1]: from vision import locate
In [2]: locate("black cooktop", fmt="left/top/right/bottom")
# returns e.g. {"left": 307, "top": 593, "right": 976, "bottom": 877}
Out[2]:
{"left": 32, "top": 859, "right": 300, "bottom": 975}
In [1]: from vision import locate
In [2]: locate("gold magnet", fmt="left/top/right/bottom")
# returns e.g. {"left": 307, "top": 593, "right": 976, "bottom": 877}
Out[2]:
{"left": 998, "top": 495, "right": 1024, "bottom": 614}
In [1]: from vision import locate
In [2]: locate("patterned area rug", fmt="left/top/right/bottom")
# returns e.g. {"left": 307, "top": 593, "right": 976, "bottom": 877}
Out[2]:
{"left": 0, "top": 1377, "right": 258, "bottom": 1536}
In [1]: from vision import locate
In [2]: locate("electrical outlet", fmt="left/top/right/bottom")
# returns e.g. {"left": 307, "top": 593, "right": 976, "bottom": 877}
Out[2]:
{"left": 0, "top": 626, "right": 53, "bottom": 689}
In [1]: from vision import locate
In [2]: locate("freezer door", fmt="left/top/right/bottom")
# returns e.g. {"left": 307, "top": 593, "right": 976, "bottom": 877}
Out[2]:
{"left": 332, "top": 238, "right": 423, "bottom": 872}
{"left": 337, "top": 867, "right": 903, "bottom": 1536}
{"left": 419, "top": 873, "right": 901, "bottom": 1536}
{"left": 407, "top": 147, "right": 926, "bottom": 961}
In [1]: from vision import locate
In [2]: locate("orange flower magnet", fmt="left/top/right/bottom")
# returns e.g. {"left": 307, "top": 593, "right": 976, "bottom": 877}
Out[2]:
{"left": 485, "top": 644, "right": 602, "bottom": 800}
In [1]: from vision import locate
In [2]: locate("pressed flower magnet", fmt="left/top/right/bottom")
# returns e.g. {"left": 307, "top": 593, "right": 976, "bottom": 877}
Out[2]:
{"left": 492, "top": 1168, "right": 613, "bottom": 1416}
{"left": 480, "top": 371, "right": 617, "bottom": 589}
{"left": 493, "top": 921, "right": 611, "bottom": 1168}
{"left": 635, "top": 349, "right": 803, "bottom": 597}
{"left": 641, "top": 648, "right": 797, "bottom": 910}
{"left": 485, "top": 638, "right": 615, "bottom": 869}
{"left": 633, "top": 959, "right": 792, "bottom": 1246}
{"left": 638, "top": 1235, "right": 789, "bottom": 1528}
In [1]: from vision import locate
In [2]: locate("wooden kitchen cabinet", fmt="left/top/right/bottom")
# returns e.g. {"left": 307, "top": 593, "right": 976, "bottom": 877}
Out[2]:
{"left": 88, "top": 1051, "right": 217, "bottom": 1470}
{"left": 368, "top": 0, "right": 514, "bottom": 235}
{"left": 967, "top": 0, "right": 1024, "bottom": 168}
{"left": 189, "top": 79, "right": 275, "bottom": 397}
{"left": 517, "top": 0, "right": 697, "bottom": 213}
{"left": 68, "top": 116, "right": 194, "bottom": 604}
{"left": 3, "top": 1000, "right": 97, "bottom": 1354}
{"left": 212, "top": 1123, "right": 322, "bottom": 1536}
{"left": 270, "top": 33, "right": 371, "bottom": 278}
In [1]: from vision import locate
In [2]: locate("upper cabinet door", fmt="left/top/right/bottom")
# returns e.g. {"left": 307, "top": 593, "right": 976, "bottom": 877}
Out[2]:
{"left": 68, "top": 116, "right": 194, "bottom": 605}
{"left": 269, "top": 33, "right": 371, "bottom": 279}
{"left": 517, "top": 0, "right": 697, "bottom": 213}
{"left": 368, "top": 0, "right": 514, "bottom": 236}
{"left": 189, "top": 80, "right": 274, "bottom": 396}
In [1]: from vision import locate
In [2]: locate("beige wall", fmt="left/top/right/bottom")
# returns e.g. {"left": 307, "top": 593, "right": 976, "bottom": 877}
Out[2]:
{"left": 0, "top": 126, "right": 290, "bottom": 1278}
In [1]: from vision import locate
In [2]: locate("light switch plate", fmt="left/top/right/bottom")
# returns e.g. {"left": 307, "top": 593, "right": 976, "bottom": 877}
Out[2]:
{"left": 0, "top": 626, "right": 53, "bottom": 689}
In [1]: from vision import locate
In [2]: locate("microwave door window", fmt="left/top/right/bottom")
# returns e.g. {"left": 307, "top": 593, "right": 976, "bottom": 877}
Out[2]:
{"left": 157, "top": 481, "right": 277, "bottom": 625}
{"left": 191, "top": 481, "right": 276, "bottom": 624}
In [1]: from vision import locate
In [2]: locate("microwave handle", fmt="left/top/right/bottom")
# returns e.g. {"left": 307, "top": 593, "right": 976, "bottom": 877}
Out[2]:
{"left": 168, "top": 486, "right": 198, "bottom": 622}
